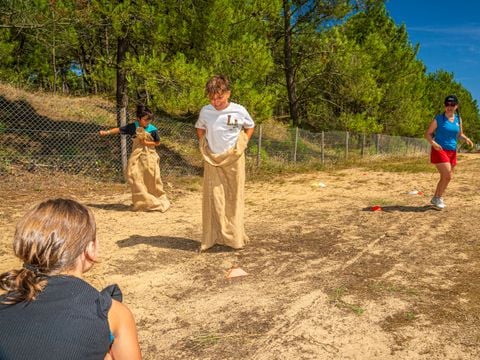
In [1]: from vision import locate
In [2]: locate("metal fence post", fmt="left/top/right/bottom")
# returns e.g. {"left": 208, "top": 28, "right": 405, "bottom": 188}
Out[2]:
{"left": 118, "top": 107, "right": 128, "bottom": 177}
{"left": 321, "top": 131, "right": 325, "bottom": 165}
{"left": 257, "top": 124, "right": 262, "bottom": 168}
{"left": 293, "top": 127, "right": 298, "bottom": 163}
{"left": 345, "top": 131, "right": 349, "bottom": 160}
{"left": 361, "top": 133, "right": 365, "bottom": 157}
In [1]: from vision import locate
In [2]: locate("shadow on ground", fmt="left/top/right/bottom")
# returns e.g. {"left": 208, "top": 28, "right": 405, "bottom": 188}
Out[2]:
{"left": 362, "top": 205, "right": 437, "bottom": 213}
{"left": 117, "top": 235, "right": 200, "bottom": 252}
{"left": 86, "top": 203, "right": 132, "bottom": 211}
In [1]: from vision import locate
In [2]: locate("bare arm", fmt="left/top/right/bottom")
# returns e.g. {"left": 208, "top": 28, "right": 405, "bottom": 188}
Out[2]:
{"left": 458, "top": 117, "right": 474, "bottom": 147}
{"left": 141, "top": 139, "right": 160, "bottom": 147}
{"left": 196, "top": 128, "right": 206, "bottom": 140}
{"left": 244, "top": 127, "right": 254, "bottom": 140}
{"left": 99, "top": 128, "right": 120, "bottom": 136}
{"left": 108, "top": 300, "right": 142, "bottom": 360}
{"left": 425, "top": 119, "right": 442, "bottom": 150}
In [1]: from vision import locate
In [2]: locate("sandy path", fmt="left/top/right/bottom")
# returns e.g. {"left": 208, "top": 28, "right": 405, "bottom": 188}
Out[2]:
{"left": 1, "top": 154, "right": 479, "bottom": 359}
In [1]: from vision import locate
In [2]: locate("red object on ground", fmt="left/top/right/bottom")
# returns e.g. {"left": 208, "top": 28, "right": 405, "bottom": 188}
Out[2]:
{"left": 371, "top": 205, "right": 382, "bottom": 211}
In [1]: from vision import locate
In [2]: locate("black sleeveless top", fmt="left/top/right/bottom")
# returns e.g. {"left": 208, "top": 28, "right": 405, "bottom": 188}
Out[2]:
{"left": 0, "top": 275, "right": 122, "bottom": 360}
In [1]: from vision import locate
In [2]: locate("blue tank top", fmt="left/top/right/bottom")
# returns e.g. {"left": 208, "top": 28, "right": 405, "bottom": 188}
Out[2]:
{"left": 0, "top": 276, "right": 121, "bottom": 360}
{"left": 434, "top": 113, "right": 460, "bottom": 151}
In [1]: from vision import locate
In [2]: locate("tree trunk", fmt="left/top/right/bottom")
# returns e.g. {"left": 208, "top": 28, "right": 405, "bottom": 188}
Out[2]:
{"left": 283, "top": 0, "right": 299, "bottom": 127}
{"left": 51, "top": 12, "right": 57, "bottom": 94}
{"left": 116, "top": 35, "right": 129, "bottom": 176}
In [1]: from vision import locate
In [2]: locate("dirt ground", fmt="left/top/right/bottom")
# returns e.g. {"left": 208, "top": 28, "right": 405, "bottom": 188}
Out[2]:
{"left": 1, "top": 154, "right": 479, "bottom": 359}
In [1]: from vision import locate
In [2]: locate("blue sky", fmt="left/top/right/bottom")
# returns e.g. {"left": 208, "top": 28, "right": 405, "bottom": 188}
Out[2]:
{"left": 385, "top": 0, "right": 480, "bottom": 105}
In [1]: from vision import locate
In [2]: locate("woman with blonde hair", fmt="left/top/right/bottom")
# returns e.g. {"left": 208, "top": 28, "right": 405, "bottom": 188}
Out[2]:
{"left": 0, "top": 198, "right": 141, "bottom": 360}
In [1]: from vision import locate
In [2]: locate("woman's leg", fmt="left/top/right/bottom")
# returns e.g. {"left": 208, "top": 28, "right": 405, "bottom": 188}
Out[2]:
{"left": 434, "top": 162, "right": 454, "bottom": 197}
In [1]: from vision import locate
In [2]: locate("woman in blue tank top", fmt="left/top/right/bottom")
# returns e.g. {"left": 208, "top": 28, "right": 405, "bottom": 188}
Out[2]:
{"left": 425, "top": 95, "right": 473, "bottom": 209}
{"left": 0, "top": 199, "right": 142, "bottom": 360}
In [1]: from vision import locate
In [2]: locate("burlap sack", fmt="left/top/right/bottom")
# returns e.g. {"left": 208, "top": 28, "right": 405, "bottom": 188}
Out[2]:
{"left": 126, "top": 127, "right": 170, "bottom": 212}
{"left": 199, "top": 131, "right": 249, "bottom": 250}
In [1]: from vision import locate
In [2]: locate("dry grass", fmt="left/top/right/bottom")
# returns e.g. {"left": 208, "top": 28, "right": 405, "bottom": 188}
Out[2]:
{"left": 0, "top": 83, "right": 117, "bottom": 126}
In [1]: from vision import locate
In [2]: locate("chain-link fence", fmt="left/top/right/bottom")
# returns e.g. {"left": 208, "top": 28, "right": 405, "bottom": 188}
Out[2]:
{"left": 0, "top": 95, "right": 204, "bottom": 181}
{"left": 248, "top": 123, "right": 430, "bottom": 169}
{"left": 0, "top": 95, "right": 430, "bottom": 182}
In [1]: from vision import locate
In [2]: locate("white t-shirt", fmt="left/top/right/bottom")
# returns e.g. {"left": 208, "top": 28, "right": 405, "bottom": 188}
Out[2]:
{"left": 195, "top": 102, "right": 255, "bottom": 154}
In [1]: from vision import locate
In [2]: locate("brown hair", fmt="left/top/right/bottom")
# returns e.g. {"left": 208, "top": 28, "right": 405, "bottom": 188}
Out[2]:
{"left": 205, "top": 74, "right": 231, "bottom": 96}
{"left": 0, "top": 199, "right": 96, "bottom": 304}
{"left": 136, "top": 103, "right": 153, "bottom": 121}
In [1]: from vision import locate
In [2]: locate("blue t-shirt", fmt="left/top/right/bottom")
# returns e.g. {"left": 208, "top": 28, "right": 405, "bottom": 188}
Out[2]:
{"left": 120, "top": 121, "right": 160, "bottom": 142}
{"left": 434, "top": 113, "right": 460, "bottom": 151}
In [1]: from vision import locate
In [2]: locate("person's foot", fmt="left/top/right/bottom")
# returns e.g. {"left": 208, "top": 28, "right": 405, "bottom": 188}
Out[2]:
{"left": 198, "top": 244, "right": 212, "bottom": 253}
{"left": 430, "top": 196, "right": 446, "bottom": 209}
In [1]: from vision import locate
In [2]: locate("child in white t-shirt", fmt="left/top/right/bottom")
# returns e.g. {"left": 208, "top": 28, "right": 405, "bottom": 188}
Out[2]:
{"left": 195, "top": 75, "right": 255, "bottom": 250}
{"left": 195, "top": 76, "right": 255, "bottom": 153}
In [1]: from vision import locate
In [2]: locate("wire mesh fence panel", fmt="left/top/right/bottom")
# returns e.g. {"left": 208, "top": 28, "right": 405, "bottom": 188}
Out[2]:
{"left": 323, "top": 130, "right": 348, "bottom": 164}
{"left": 248, "top": 122, "right": 296, "bottom": 165}
{"left": 0, "top": 98, "right": 203, "bottom": 181}
{"left": 363, "top": 133, "right": 379, "bottom": 156}
{"left": 376, "top": 134, "right": 430, "bottom": 156}
{"left": 148, "top": 117, "right": 203, "bottom": 177}
{"left": 295, "top": 128, "right": 323, "bottom": 162}
{"left": 0, "top": 98, "right": 123, "bottom": 181}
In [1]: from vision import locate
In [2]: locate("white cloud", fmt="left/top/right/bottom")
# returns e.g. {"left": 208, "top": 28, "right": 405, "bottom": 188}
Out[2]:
{"left": 408, "top": 24, "right": 480, "bottom": 37}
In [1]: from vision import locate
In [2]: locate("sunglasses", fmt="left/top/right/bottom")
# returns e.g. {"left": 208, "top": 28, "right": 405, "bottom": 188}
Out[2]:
{"left": 444, "top": 102, "right": 457, "bottom": 107}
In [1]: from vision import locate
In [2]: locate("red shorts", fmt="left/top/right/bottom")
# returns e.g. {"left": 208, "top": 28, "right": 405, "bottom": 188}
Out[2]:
{"left": 430, "top": 148, "right": 457, "bottom": 166}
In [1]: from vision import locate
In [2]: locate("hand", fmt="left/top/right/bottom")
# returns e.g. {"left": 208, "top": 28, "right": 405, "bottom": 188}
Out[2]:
{"left": 99, "top": 130, "right": 108, "bottom": 136}
{"left": 466, "top": 138, "right": 474, "bottom": 147}
{"left": 432, "top": 142, "right": 442, "bottom": 151}
{"left": 140, "top": 138, "right": 152, "bottom": 147}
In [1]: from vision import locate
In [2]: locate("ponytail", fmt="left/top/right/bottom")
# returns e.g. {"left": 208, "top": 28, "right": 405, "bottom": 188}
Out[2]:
{"left": 0, "top": 199, "right": 96, "bottom": 304}
{"left": 0, "top": 267, "right": 48, "bottom": 304}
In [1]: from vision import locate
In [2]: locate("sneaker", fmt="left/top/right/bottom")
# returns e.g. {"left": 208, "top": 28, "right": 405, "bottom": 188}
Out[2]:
{"left": 430, "top": 196, "right": 446, "bottom": 209}
{"left": 439, "top": 197, "right": 446, "bottom": 208}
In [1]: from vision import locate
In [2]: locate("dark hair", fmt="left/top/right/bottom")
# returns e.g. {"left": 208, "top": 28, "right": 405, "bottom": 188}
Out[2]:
{"left": 136, "top": 104, "right": 153, "bottom": 120}
{"left": 205, "top": 75, "right": 230, "bottom": 95}
{"left": 0, "top": 199, "right": 97, "bottom": 304}
{"left": 444, "top": 94, "right": 458, "bottom": 105}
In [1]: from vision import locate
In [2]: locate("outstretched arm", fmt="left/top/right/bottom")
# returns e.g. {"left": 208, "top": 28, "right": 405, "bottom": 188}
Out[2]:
{"left": 99, "top": 128, "right": 120, "bottom": 136}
